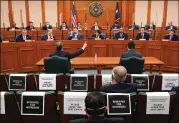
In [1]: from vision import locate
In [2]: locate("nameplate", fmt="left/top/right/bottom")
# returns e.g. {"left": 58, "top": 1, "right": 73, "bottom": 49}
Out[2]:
{"left": 70, "top": 74, "right": 88, "bottom": 91}
{"left": 162, "top": 74, "right": 179, "bottom": 91}
{"left": 162, "top": 39, "right": 169, "bottom": 42}
{"left": 2, "top": 41, "right": 9, "bottom": 43}
{"left": 21, "top": 92, "right": 45, "bottom": 115}
{"left": 118, "top": 38, "right": 124, "bottom": 40}
{"left": 64, "top": 92, "right": 87, "bottom": 115}
{"left": 72, "top": 38, "right": 78, "bottom": 40}
{"left": 39, "top": 74, "right": 56, "bottom": 90}
{"left": 0, "top": 92, "right": 6, "bottom": 114}
{"left": 9, "top": 74, "right": 27, "bottom": 91}
{"left": 25, "top": 40, "right": 32, "bottom": 42}
{"left": 146, "top": 92, "right": 170, "bottom": 114}
{"left": 132, "top": 74, "right": 149, "bottom": 91}
{"left": 102, "top": 74, "right": 112, "bottom": 86}
{"left": 139, "top": 39, "right": 146, "bottom": 40}
{"left": 107, "top": 93, "right": 131, "bottom": 115}
{"left": 95, "top": 38, "right": 101, "bottom": 40}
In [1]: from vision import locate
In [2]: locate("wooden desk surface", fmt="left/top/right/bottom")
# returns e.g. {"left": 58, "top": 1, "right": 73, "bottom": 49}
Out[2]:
{"left": 36, "top": 57, "right": 164, "bottom": 66}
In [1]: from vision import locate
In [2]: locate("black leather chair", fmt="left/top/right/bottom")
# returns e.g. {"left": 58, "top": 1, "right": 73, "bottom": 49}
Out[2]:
{"left": 44, "top": 56, "right": 70, "bottom": 74}
{"left": 120, "top": 57, "right": 145, "bottom": 74}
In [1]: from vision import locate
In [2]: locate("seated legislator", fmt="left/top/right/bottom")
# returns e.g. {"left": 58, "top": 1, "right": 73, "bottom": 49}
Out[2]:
{"left": 68, "top": 27, "right": 83, "bottom": 40}
{"left": 114, "top": 27, "right": 128, "bottom": 40}
{"left": 16, "top": 29, "right": 32, "bottom": 42}
{"left": 77, "top": 22, "right": 84, "bottom": 30}
{"left": 26, "top": 21, "right": 35, "bottom": 30}
{"left": 69, "top": 91, "right": 125, "bottom": 123}
{"left": 135, "top": 27, "right": 150, "bottom": 40}
{"left": 91, "top": 21, "right": 102, "bottom": 30}
{"left": 165, "top": 29, "right": 179, "bottom": 41}
{"left": 59, "top": 21, "right": 69, "bottom": 30}
{"left": 166, "top": 21, "right": 177, "bottom": 30}
{"left": 92, "top": 30, "right": 105, "bottom": 39}
{"left": 110, "top": 22, "right": 120, "bottom": 30}
{"left": 42, "top": 22, "right": 53, "bottom": 30}
{"left": 41, "top": 29, "right": 55, "bottom": 41}
{"left": 7, "top": 22, "right": 20, "bottom": 31}
{"left": 100, "top": 66, "right": 137, "bottom": 93}
{"left": 128, "top": 23, "right": 139, "bottom": 30}
{"left": 145, "top": 21, "right": 156, "bottom": 30}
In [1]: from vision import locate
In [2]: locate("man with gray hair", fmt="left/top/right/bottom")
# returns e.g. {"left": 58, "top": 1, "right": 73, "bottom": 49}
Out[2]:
{"left": 100, "top": 66, "right": 137, "bottom": 93}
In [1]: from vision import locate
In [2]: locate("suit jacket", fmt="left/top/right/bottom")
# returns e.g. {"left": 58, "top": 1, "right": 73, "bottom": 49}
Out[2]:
{"left": 92, "top": 34, "right": 105, "bottom": 39}
{"left": 69, "top": 117, "right": 124, "bottom": 123}
{"left": 59, "top": 25, "right": 69, "bottom": 30}
{"left": 41, "top": 34, "right": 56, "bottom": 41}
{"left": 100, "top": 83, "right": 137, "bottom": 93}
{"left": 91, "top": 26, "right": 102, "bottom": 30}
{"left": 26, "top": 26, "right": 35, "bottom": 30}
{"left": 114, "top": 32, "right": 128, "bottom": 40}
{"left": 135, "top": 32, "right": 150, "bottom": 40}
{"left": 111, "top": 25, "right": 120, "bottom": 30}
{"left": 120, "top": 49, "right": 142, "bottom": 59}
{"left": 145, "top": 24, "right": 156, "bottom": 30}
{"left": 42, "top": 25, "right": 53, "bottom": 30}
{"left": 171, "top": 86, "right": 179, "bottom": 92}
{"left": 165, "top": 34, "right": 179, "bottom": 41}
{"left": 128, "top": 25, "right": 139, "bottom": 30}
{"left": 68, "top": 33, "right": 83, "bottom": 40}
{"left": 7, "top": 27, "right": 20, "bottom": 31}
{"left": 165, "top": 25, "right": 177, "bottom": 30}
{"left": 16, "top": 34, "right": 32, "bottom": 42}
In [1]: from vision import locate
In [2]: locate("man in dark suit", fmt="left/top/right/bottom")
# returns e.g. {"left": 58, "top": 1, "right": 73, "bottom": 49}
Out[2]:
{"left": 128, "top": 23, "right": 139, "bottom": 30}
{"left": 114, "top": 27, "right": 128, "bottom": 40}
{"left": 7, "top": 22, "right": 20, "bottom": 31}
{"left": 100, "top": 66, "right": 137, "bottom": 93}
{"left": 135, "top": 27, "right": 150, "bottom": 40}
{"left": 92, "top": 30, "right": 105, "bottom": 39}
{"left": 145, "top": 21, "right": 156, "bottom": 30}
{"left": 68, "top": 27, "right": 83, "bottom": 40}
{"left": 69, "top": 91, "right": 124, "bottom": 123}
{"left": 111, "top": 22, "right": 120, "bottom": 30}
{"left": 42, "top": 22, "right": 52, "bottom": 30}
{"left": 26, "top": 21, "right": 35, "bottom": 30}
{"left": 91, "top": 21, "right": 102, "bottom": 30}
{"left": 120, "top": 41, "right": 142, "bottom": 59}
{"left": 165, "top": 29, "right": 179, "bottom": 41}
{"left": 166, "top": 21, "right": 177, "bottom": 30}
{"left": 41, "top": 29, "right": 55, "bottom": 41}
{"left": 59, "top": 21, "right": 69, "bottom": 30}
{"left": 16, "top": 29, "right": 32, "bottom": 42}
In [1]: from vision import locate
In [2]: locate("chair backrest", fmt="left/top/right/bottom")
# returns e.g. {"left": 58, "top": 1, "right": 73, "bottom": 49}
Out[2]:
{"left": 151, "top": 74, "right": 162, "bottom": 91}
{"left": 0, "top": 74, "right": 8, "bottom": 91}
{"left": 44, "top": 56, "right": 70, "bottom": 74}
{"left": 120, "top": 57, "right": 145, "bottom": 74}
{"left": 0, "top": 92, "right": 22, "bottom": 123}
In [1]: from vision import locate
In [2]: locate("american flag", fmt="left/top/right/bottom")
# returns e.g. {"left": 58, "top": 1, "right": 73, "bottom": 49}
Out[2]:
{"left": 72, "top": 4, "right": 77, "bottom": 28}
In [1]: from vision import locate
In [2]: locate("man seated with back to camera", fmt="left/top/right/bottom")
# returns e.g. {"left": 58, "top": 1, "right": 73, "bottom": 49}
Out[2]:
{"left": 69, "top": 91, "right": 125, "bottom": 123}
{"left": 100, "top": 66, "right": 137, "bottom": 93}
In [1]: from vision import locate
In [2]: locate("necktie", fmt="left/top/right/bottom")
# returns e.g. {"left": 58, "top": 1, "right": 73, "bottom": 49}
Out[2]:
{"left": 142, "top": 34, "right": 144, "bottom": 39}
{"left": 120, "top": 33, "right": 123, "bottom": 38}
{"left": 23, "top": 36, "right": 26, "bottom": 40}
{"left": 95, "top": 26, "right": 98, "bottom": 30}
{"left": 170, "top": 35, "right": 172, "bottom": 41}
{"left": 170, "top": 26, "right": 173, "bottom": 29}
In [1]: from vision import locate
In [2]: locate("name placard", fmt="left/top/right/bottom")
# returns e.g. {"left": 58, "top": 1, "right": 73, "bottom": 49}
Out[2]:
{"left": 107, "top": 93, "right": 131, "bottom": 115}
{"left": 0, "top": 92, "right": 6, "bottom": 114}
{"left": 64, "top": 92, "right": 87, "bottom": 115}
{"left": 39, "top": 74, "right": 56, "bottom": 90}
{"left": 21, "top": 92, "right": 45, "bottom": 115}
{"left": 146, "top": 92, "right": 170, "bottom": 114}
{"left": 70, "top": 74, "right": 88, "bottom": 91}
{"left": 132, "top": 74, "right": 149, "bottom": 91}
{"left": 102, "top": 74, "right": 112, "bottom": 86}
{"left": 162, "top": 74, "right": 179, "bottom": 91}
{"left": 9, "top": 74, "right": 27, "bottom": 91}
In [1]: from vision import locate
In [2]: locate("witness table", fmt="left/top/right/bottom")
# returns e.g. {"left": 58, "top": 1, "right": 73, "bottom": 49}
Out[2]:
{"left": 36, "top": 57, "right": 164, "bottom": 74}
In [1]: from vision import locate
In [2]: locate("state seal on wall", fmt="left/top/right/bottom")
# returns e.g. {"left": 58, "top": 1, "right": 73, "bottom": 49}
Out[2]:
{"left": 89, "top": 2, "right": 103, "bottom": 17}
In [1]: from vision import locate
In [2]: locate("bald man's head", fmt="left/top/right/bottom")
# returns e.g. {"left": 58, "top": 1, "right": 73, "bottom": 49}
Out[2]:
{"left": 56, "top": 41, "right": 63, "bottom": 51}
{"left": 112, "top": 66, "right": 127, "bottom": 84}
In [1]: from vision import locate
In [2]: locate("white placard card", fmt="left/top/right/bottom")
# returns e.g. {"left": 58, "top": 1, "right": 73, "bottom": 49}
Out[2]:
{"left": 64, "top": 92, "right": 87, "bottom": 115}
{"left": 0, "top": 92, "right": 6, "bottom": 114}
{"left": 9, "top": 74, "right": 27, "bottom": 90}
{"left": 21, "top": 92, "right": 46, "bottom": 115}
{"left": 107, "top": 93, "right": 131, "bottom": 115}
{"left": 132, "top": 74, "right": 149, "bottom": 91}
{"left": 102, "top": 74, "right": 112, "bottom": 86}
{"left": 70, "top": 74, "right": 88, "bottom": 91}
{"left": 39, "top": 74, "right": 56, "bottom": 90}
{"left": 162, "top": 74, "right": 179, "bottom": 91}
{"left": 146, "top": 92, "right": 170, "bottom": 114}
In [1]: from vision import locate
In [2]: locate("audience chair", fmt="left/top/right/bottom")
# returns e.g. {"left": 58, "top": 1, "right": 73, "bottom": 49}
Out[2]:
{"left": 0, "top": 74, "right": 8, "bottom": 91}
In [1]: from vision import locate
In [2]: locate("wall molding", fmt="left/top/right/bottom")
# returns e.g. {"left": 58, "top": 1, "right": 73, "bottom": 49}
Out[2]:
{"left": 25, "top": 0, "right": 30, "bottom": 25}
{"left": 41, "top": 0, "right": 46, "bottom": 25}
{"left": 147, "top": 0, "right": 152, "bottom": 24}
{"left": 162, "top": 0, "right": 168, "bottom": 29}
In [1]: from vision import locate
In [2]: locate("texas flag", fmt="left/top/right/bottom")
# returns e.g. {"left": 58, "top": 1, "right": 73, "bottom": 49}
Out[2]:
{"left": 115, "top": 2, "right": 120, "bottom": 22}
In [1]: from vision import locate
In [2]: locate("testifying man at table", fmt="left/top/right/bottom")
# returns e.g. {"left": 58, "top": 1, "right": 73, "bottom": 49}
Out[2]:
{"left": 16, "top": 29, "right": 32, "bottom": 42}
{"left": 135, "top": 27, "right": 150, "bottom": 40}
{"left": 165, "top": 29, "right": 179, "bottom": 41}
{"left": 68, "top": 27, "right": 83, "bottom": 40}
